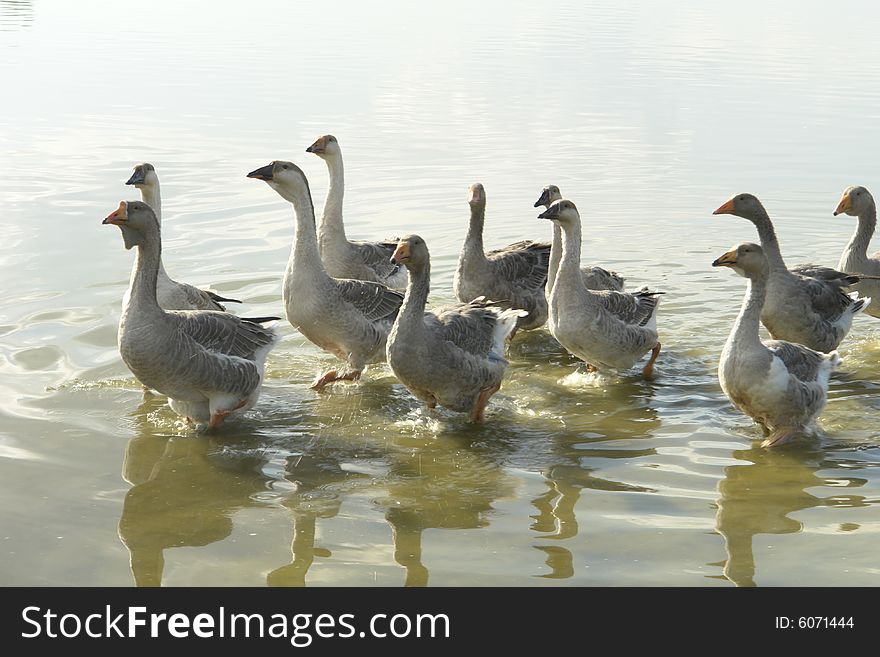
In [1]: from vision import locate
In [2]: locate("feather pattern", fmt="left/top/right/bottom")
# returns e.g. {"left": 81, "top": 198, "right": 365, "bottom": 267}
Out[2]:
{"left": 334, "top": 278, "right": 405, "bottom": 322}
{"left": 594, "top": 287, "right": 663, "bottom": 327}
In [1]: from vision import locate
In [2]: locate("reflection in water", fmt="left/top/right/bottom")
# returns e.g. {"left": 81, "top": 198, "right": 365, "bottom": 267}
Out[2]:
{"left": 118, "top": 401, "right": 266, "bottom": 586}
{"left": 712, "top": 445, "right": 869, "bottom": 587}
{"left": 380, "top": 436, "right": 516, "bottom": 586}
{"left": 0, "top": 1, "right": 33, "bottom": 30}
{"left": 529, "top": 401, "right": 659, "bottom": 579}
{"left": 267, "top": 453, "right": 367, "bottom": 587}
{"left": 533, "top": 546, "right": 574, "bottom": 580}
{"left": 118, "top": 395, "right": 519, "bottom": 587}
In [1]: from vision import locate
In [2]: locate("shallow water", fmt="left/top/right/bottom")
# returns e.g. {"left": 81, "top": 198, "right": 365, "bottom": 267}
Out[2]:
{"left": 2, "top": 0, "right": 880, "bottom": 587}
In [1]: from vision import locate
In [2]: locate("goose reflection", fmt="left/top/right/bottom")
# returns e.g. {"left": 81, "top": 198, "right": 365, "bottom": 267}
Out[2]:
{"left": 712, "top": 444, "right": 868, "bottom": 587}
{"left": 529, "top": 399, "right": 659, "bottom": 579}
{"left": 118, "top": 399, "right": 267, "bottom": 586}
{"left": 267, "top": 452, "right": 369, "bottom": 587}
{"left": 380, "top": 434, "right": 516, "bottom": 586}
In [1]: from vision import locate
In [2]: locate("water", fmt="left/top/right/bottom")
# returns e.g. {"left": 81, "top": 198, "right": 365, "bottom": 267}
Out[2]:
{"left": 1, "top": 0, "right": 879, "bottom": 587}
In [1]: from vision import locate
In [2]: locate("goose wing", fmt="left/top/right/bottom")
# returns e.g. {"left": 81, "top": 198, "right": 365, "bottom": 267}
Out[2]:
{"left": 764, "top": 340, "right": 827, "bottom": 382}
{"left": 174, "top": 312, "right": 277, "bottom": 361}
{"left": 797, "top": 274, "right": 855, "bottom": 320}
{"left": 581, "top": 266, "right": 625, "bottom": 291}
{"left": 334, "top": 278, "right": 404, "bottom": 322}
{"left": 206, "top": 290, "right": 243, "bottom": 306}
{"left": 791, "top": 263, "right": 858, "bottom": 287}
{"left": 429, "top": 298, "right": 501, "bottom": 356}
{"left": 486, "top": 241, "right": 551, "bottom": 291}
{"left": 167, "top": 280, "right": 227, "bottom": 311}
{"left": 596, "top": 288, "right": 663, "bottom": 326}
{"left": 349, "top": 238, "right": 404, "bottom": 282}
{"left": 764, "top": 340, "right": 836, "bottom": 416}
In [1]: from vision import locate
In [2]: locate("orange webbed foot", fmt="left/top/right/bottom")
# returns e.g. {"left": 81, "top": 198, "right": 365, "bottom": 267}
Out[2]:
{"left": 469, "top": 383, "right": 501, "bottom": 423}
{"left": 310, "top": 369, "right": 362, "bottom": 391}
{"left": 642, "top": 342, "right": 661, "bottom": 379}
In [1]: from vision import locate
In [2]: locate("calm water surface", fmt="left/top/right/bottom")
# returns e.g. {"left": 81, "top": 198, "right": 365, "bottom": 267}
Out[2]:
{"left": 1, "top": 0, "right": 879, "bottom": 586}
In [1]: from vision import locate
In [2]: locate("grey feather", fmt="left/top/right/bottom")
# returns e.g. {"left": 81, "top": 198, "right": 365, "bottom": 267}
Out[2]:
{"left": 349, "top": 238, "right": 404, "bottom": 282}
{"left": 335, "top": 278, "right": 404, "bottom": 322}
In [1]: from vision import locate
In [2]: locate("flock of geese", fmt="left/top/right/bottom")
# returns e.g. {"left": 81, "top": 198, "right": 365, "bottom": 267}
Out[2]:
{"left": 102, "top": 135, "right": 880, "bottom": 447}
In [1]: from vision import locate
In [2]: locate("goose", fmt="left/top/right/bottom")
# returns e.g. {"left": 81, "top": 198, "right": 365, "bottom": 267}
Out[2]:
{"left": 247, "top": 160, "right": 404, "bottom": 390}
{"left": 387, "top": 234, "right": 525, "bottom": 422}
{"left": 103, "top": 200, "right": 279, "bottom": 428}
{"left": 304, "top": 135, "right": 407, "bottom": 289}
{"left": 534, "top": 184, "right": 625, "bottom": 294}
{"left": 713, "top": 243, "right": 841, "bottom": 447}
{"left": 454, "top": 183, "right": 551, "bottom": 332}
{"left": 713, "top": 193, "right": 870, "bottom": 351}
{"left": 538, "top": 199, "right": 662, "bottom": 377}
{"left": 834, "top": 185, "right": 880, "bottom": 318}
{"left": 125, "top": 163, "right": 241, "bottom": 311}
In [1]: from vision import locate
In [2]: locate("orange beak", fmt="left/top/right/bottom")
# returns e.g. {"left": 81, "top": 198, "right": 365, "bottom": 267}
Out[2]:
{"left": 468, "top": 183, "right": 484, "bottom": 204}
{"left": 834, "top": 193, "right": 852, "bottom": 216}
{"left": 713, "top": 198, "right": 737, "bottom": 215}
{"left": 712, "top": 248, "right": 738, "bottom": 267}
{"left": 391, "top": 241, "right": 411, "bottom": 265}
{"left": 306, "top": 136, "right": 326, "bottom": 154}
{"left": 102, "top": 201, "right": 128, "bottom": 225}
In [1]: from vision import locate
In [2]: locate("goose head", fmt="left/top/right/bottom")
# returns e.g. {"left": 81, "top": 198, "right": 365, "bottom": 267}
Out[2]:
{"left": 537, "top": 199, "right": 579, "bottom": 226}
{"left": 834, "top": 185, "right": 874, "bottom": 217}
{"left": 305, "top": 134, "right": 340, "bottom": 159}
{"left": 712, "top": 193, "right": 768, "bottom": 222}
{"left": 390, "top": 234, "right": 429, "bottom": 273}
{"left": 247, "top": 160, "right": 310, "bottom": 204}
{"left": 468, "top": 182, "right": 486, "bottom": 209}
{"left": 102, "top": 200, "right": 158, "bottom": 250}
{"left": 125, "top": 162, "right": 158, "bottom": 190}
{"left": 534, "top": 184, "right": 562, "bottom": 209}
{"left": 712, "top": 242, "right": 768, "bottom": 279}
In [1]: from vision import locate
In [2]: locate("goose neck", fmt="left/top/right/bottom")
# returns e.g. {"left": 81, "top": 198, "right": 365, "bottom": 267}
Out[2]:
{"left": 547, "top": 222, "right": 563, "bottom": 294}
{"left": 126, "top": 227, "right": 163, "bottom": 315}
{"left": 749, "top": 211, "right": 786, "bottom": 270}
{"left": 139, "top": 184, "right": 162, "bottom": 223}
{"left": 730, "top": 272, "right": 767, "bottom": 350}
{"left": 462, "top": 203, "right": 487, "bottom": 261}
{"left": 318, "top": 151, "right": 348, "bottom": 250}
{"left": 397, "top": 264, "right": 430, "bottom": 337}
{"left": 287, "top": 183, "right": 328, "bottom": 279}
{"left": 137, "top": 184, "right": 169, "bottom": 279}
{"left": 845, "top": 202, "right": 877, "bottom": 262}
{"left": 557, "top": 219, "right": 584, "bottom": 286}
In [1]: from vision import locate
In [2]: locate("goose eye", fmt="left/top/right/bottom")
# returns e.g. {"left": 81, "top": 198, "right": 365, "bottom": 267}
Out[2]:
{"left": 282, "top": 164, "right": 289, "bottom": 170}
